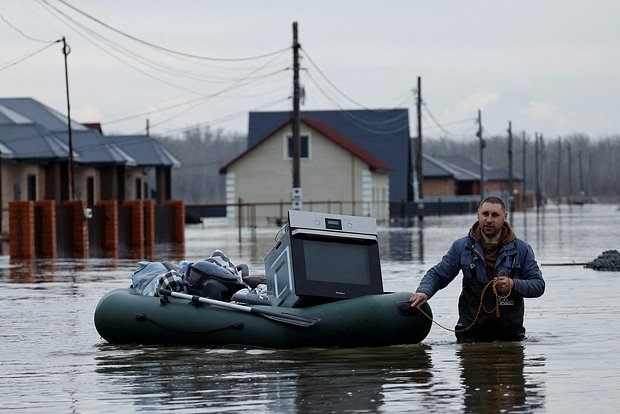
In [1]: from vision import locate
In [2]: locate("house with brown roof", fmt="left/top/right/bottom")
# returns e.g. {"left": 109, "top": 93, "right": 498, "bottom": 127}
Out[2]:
{"left": 219, "top": 116, "right": 392, "bottom": 226}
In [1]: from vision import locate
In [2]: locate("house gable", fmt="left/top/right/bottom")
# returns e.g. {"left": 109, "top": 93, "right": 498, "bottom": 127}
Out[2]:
{"left": 220, "top": 117, "right": 391, "bottom": 221}
{"left": 246, "top": 109, "right": 409, "bottom": 201}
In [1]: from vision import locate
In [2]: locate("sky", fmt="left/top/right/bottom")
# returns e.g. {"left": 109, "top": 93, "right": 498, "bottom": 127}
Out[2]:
{"left": 2, "top": 0, "right": 619, "bottom": 140}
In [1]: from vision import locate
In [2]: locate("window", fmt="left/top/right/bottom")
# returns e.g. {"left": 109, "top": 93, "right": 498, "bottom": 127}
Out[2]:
{"left": 135, "top": 177, "right": 142, "bottom": 199}
{"left": 27, "top": 175, "right": 36, "bottom": 200}
{"left": 287, "top": 135, "right": 309, "bottom": 159}
{"left": 87, "top": 176, "right": 95, "bottom": 207}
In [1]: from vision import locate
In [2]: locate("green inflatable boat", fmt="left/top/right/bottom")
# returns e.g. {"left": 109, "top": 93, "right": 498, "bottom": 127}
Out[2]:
{"left": 94, "top": 288, "right": 432, "bottom": 348}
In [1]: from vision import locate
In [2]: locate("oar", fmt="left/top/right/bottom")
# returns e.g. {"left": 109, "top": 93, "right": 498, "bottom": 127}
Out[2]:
{"left": 158, "top": 289, "right": 319, "bottom": 328}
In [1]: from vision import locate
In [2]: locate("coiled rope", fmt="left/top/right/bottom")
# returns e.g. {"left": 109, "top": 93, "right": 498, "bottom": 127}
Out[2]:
{"left": 415, "top": 277, "right": 512, "bottom": 333}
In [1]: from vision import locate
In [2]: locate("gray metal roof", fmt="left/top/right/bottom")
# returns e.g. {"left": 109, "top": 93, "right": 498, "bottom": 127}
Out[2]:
{"left": 0, "top": 123, "right": 71, "bottom": 161}
{"left": 107, "top": 135, "right": 181, "bottom": 167}
{"left": 0, "top": 98, "right": 88, "bottom": 132}
{"left": 60, "top": 129, "right": 136, "bottom": 166}
{"left": 0, "top": 97, "right": 144, "bottom": 166}
{"left": 424, "top": 154, "right": 480, "bottom": 180}
{"left": 435, "top": 155, "right": 523, "bottom": 181}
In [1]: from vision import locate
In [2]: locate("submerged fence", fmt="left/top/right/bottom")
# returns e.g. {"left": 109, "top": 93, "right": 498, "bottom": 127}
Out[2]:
{"left": 9, "top": 199, "right": 185, "bottom": 259}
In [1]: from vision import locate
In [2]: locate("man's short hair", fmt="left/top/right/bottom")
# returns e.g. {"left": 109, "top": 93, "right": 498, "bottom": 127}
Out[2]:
{"left": 479, "top": 196, "right": 506, "bottom": 211}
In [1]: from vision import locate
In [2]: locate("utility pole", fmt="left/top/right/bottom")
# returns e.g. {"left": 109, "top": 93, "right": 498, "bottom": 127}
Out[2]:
{"left": 146, "top": 118, "right": 150, "bottom": 136}
{"left": 567, "top": 142, "right": 572, "bottom": 202}
{"left": 535, "top": 132, "right": 540, "bottom": 209}
{"left": 522, "top": 132, "right": 527, "bottom": 209}
{"left": 579, "top": 150, "right": 584, "bottom": 196}
{"left": 291, "top": 22, "right": 302, "bottom": 210}
{"left": 557, "top": 138, "right": 562, "bottom": 203}
{"left": 507, "top": 121, "right": 513, "bottom": 214}
{"left": 62, "top": 36, "right": 75, "bottom": 201}
{"left": 539, "top": 133, "right": 545, "bottom": 206}
{"left": 476, "top": 109, "right": 485, "bottom": 201}
{"left": 416, "top": 76, "right": 424, "bottom": 221}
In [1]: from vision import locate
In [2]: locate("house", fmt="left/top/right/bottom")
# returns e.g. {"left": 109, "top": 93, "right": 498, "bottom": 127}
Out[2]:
{"left": 0, "top": 97, "right": 180, "bottom": 239}
{"left": 429, "top": 154, "right": 524, "bottom": 197}
{"left": 106, "top": 134, "right": 181, "bottom": 203}
{"left": 246, "top": 109, "right": 412, "bottom": 212}
{"left": 420, "top": 153, "right": 525, "bottom": 212}
{"left": 219, "top": 116, "right": 392, "bottom": 226}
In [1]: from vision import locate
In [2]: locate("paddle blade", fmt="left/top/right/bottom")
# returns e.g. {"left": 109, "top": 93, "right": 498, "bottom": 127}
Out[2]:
{"left": 252, "top": 308, "right": 320, "bottom": 327}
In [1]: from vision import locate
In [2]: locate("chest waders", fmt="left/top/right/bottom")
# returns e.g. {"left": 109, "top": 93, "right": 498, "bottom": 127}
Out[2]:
{"left": 455, "top": 248, "right": 526, "bottom": 343}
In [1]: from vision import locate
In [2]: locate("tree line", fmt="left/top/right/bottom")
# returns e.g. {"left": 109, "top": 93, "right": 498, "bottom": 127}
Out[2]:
{"left": 158, "top": 126, "right": 620, "bottom": 204}
{"left": 425, "top": 133, "right": 620, "bottom": 202}
{"left": 157, "top": 126, "right": 244, "bottom": 204}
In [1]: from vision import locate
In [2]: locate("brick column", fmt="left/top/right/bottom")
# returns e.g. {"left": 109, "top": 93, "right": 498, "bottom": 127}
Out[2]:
{"left": 64, "top": 200, "right": 88, "bottom": 257}
{"left": 97, "top": 200, "right": 118, "bottom": 251}
{"left": 122, "top": 200, "right": 144, "bottom": 248}
{"left": 9, "top": 201, "right": 35, "bottom": 258}
{"left": 166, "top": 200, "right": 185, "bottom": 243}
{"left": 143, "top": 199, "right": 155, "bottom": 257}
{"left": 34, "top": 200, "right": 56, "bottom": 257}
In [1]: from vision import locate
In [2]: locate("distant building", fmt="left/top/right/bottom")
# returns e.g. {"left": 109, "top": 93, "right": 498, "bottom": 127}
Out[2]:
{"left": 420, "top": 153, "right": 525, "bottom": 212}
{"left": 0, "top": 97, "right": 180, "bottom": 237}
{"left": 219, "top": 116, "right": 392, "bottom": 226}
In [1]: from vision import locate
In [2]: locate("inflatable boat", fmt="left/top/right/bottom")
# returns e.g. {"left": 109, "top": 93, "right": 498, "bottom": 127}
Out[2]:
{"left": 94, "top": 288, "right": 432, "bottom": 348}
{"left": 95, "top": 211, "right": 433, "bottom": 348}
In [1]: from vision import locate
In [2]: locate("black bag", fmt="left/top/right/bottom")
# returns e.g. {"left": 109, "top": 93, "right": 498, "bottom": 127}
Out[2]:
{"left": 186, "top": 251, "right": 246, "bottom": 301}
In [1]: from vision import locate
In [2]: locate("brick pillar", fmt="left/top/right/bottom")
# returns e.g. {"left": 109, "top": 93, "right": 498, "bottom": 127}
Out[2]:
{"left": 34, "top": 200, "right": 56, "bottom": 257}
{"left": 122, "top": 200, "right": 144, "bottom": 248}
{"left": 143, "top": 199, "right": 155, "bottom": 257}
{"left": 166, "top": 200, "right": 185, "bottom": 243}
{"left": 9, "top": 201, "right": 35, "bottom": 258}
{"left": 97, "top": 200, "right": 118, "bottom": 251}
{"left": 64, "top": 200, "right": 88, "bottom": 257}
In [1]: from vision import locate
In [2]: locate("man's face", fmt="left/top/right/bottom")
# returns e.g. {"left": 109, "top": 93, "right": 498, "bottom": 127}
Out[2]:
{"left": 477, "top": 202, "right": 507, "bottom": 240}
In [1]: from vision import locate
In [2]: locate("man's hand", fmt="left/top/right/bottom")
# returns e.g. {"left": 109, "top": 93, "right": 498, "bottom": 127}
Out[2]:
{"left": 409, "top": 292, "right": 428, "bottom": 308}
{"left": 496, "top": 276, "right": 514, "bottom": 294}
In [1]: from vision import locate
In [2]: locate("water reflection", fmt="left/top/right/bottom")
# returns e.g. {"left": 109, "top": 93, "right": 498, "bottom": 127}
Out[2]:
{"left": 95, "top": 345, "right": 433, "bottom": 412}
{"left": 457, "top": 342, "right": 546, "bottom": 413}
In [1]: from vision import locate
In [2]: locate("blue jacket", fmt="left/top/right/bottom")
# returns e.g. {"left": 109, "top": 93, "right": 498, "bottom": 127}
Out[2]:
{"left": 417, "top": 233, "right": 545, "bottom": 299}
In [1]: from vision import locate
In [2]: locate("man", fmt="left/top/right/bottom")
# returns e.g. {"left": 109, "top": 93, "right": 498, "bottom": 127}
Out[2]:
{"left": 410, "top": 196, "right": 545, "bottom": 342}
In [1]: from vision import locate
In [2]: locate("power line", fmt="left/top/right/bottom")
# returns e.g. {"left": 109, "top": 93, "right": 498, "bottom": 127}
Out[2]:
{"left": 0, "top": 9, "right": 57, "bottom": 43}
{"left": 0, "top": 41, "right": 58, "bottom": 71}
{"left": 304, "top": 73, "right": 409, "bottom": 135}
{"left": 151, "top": 96, "right": 291, "bottom": 137}
{"left": 53, "top": 0, "right": 290, "bottom": 62}
{"left": 301, "top": 47, "right": 371, "bottom": 109}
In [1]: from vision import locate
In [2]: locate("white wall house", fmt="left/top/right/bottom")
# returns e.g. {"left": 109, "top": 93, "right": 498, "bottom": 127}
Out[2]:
{"left": 220, "top": 117, "right": 391, "bottom": 227}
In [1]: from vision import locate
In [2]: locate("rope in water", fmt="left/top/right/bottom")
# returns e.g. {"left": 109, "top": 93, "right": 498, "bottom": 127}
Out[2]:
{"left": 415, "top": 277, "right": 512, "bottom": 333}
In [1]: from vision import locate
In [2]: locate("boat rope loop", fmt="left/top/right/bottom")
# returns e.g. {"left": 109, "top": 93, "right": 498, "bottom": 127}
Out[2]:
{"left": 135, "top": 313, "right": 244, "bottom": 334}
{"left": 416, "top": 277, "right": 512, "bottom": 333}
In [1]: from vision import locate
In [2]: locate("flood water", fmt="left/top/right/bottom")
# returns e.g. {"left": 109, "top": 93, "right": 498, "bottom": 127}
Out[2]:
{"left": 1, "top": 203, "right": 619, "bottom": 413}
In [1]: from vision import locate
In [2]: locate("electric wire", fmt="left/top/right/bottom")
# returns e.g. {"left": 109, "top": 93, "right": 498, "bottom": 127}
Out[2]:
{"left": 422, "top": 102, "right": 478, "bottom": 138}
{"left": 54, "top": 0, "right": 290, "bottom": 62}
{"left": 150, "top": 96, "right": 291, "bottom": 137}
{"left": 38, "top": 0, "right": 291, "bottom": 130}
{"left": 0, "top": 41, "right": 57, "bottom": 72}
{"left": 304, "top": 72, "right": 409, "bottom": 135}
{"left": 0, "top": 9, "right": 58, "bottom": 43}
{"left": 301, "top": 46, "right": 371, "bottom": 109}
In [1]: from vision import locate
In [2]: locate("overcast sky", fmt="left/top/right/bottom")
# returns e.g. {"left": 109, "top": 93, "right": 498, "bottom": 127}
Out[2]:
{"left": 2, "top": 0, "right": 619, "bottom": 140}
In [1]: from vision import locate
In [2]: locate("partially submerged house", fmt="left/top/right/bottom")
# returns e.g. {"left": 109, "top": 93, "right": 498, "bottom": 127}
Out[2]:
{"left": 219, "top": 115, "right": 392, "bottom": 226}
{"left": 0, "top": 97, "right": 181, "bottom": 254}
{"left": 421, "top": 153, "right": 525, "bottom": 213}
{"left": 220, "top": 108, "right": 410, "bottom": 225}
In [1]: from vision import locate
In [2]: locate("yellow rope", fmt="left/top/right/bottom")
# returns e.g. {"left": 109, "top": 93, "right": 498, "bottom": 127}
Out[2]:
{"left": 415, "top": 277, "right": 512, "bottom": 333}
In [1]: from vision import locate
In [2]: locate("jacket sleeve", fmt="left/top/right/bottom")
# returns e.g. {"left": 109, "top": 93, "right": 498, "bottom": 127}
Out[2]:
{"left": 513, "top": 242, "right": 545, "bottom": 298}
{"left": 416, "top": 239, "right": 463, "bottom": 299}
